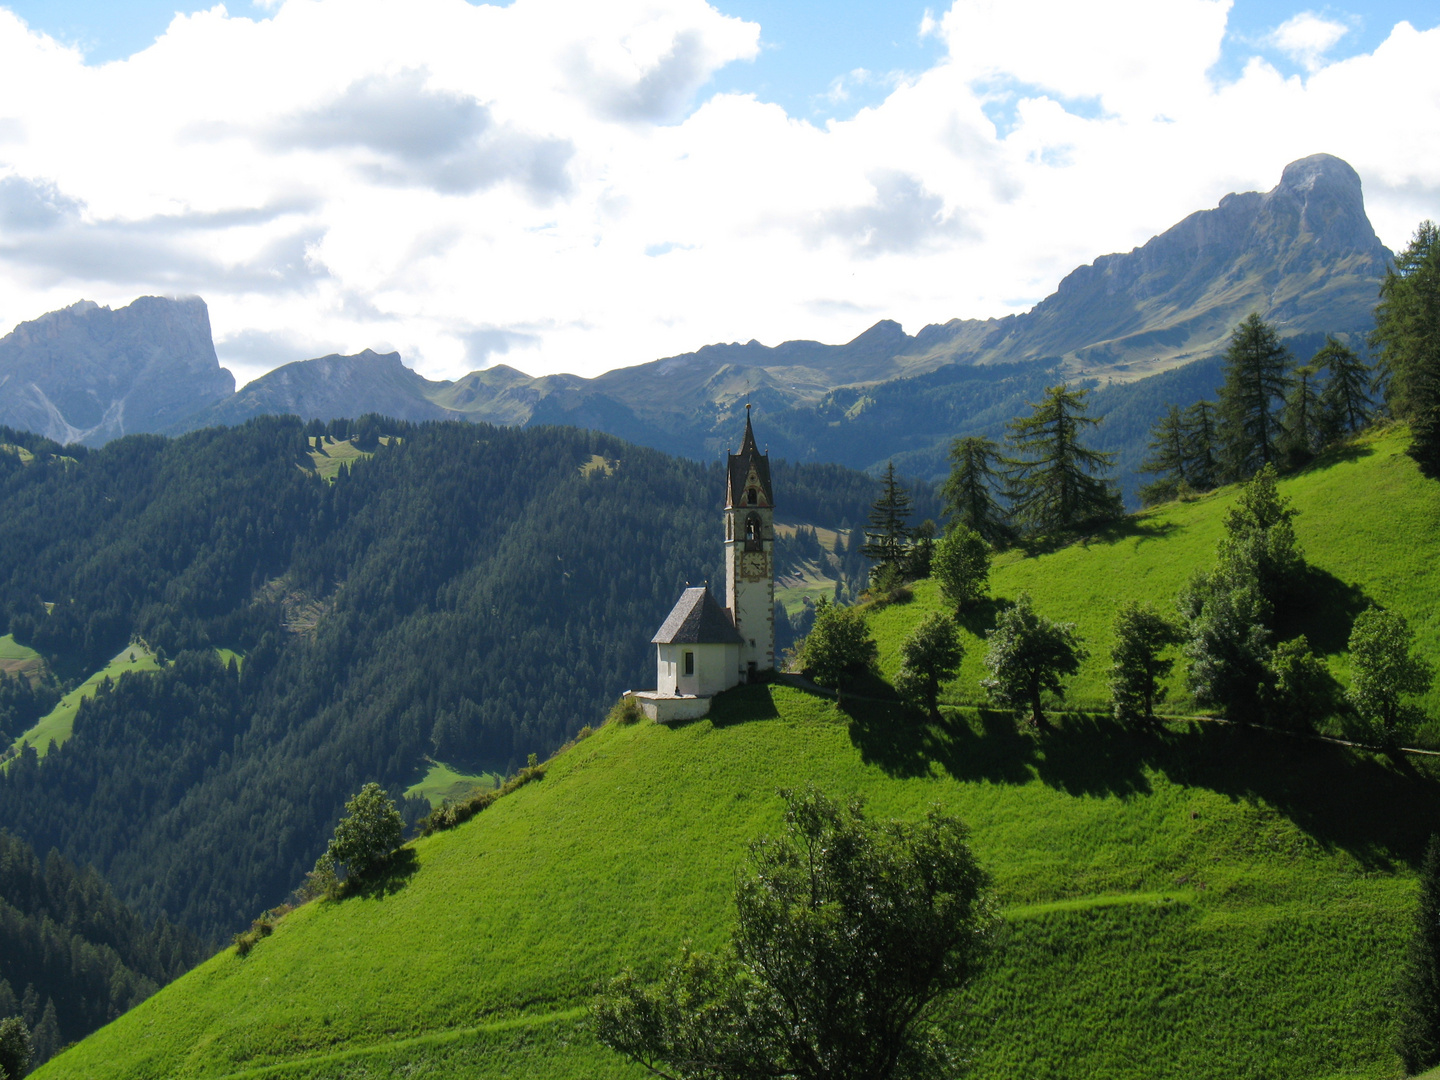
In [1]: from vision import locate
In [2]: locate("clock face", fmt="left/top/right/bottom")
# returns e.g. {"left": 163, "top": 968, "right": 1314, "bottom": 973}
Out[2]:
{"left": 741, "top": 552, "right": 769, "bottom": 579}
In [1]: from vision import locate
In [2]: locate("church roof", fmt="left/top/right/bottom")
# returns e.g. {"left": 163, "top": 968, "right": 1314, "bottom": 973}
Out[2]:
{"left": 726, "top": 406, "right": 773, "bottom": 509}
{"left": 652, "top": 587, "right": 745, "bottom": 645}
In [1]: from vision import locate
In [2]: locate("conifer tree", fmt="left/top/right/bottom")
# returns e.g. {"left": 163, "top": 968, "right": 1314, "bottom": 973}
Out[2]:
{"left": 941, "top": 436, "right": 1010, "bottom": 546}
{"left": 1004, "top": 385, "right": 1122, "bottom": 535}
{"left": 1281, "top": 364, "right": 1323, "bottom": 467}
{"left": 1217, "top": 314, "right": 1294, "bottom": 478}
{"left": 1182, "top": 400, "right": 1221, "bottom": 491}
{"left": 29, "top": 999, "right": 58, "bottom": 1067}
{"left": 1398, "top": 834, "right": 1440, "bottom": 1075}
{"left": 1139, "top": 405, "right": 1189, "bottom": 505}
{"left": 1373, "top": 221, "right": 1440, "bottom": 473}
{"left": 862, "top": 462, "right": 912, "bottom": 570}
{"left": 1313, "top": 336, "right": 1374, "bottom": 435}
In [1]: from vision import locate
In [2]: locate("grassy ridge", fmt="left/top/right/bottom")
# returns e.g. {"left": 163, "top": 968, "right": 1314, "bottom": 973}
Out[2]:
{"left": 4, "top": 642, "right": 158, "bottom": 762}
{"left": 37, "top": 426, "right": 1439, "bottom": 1080}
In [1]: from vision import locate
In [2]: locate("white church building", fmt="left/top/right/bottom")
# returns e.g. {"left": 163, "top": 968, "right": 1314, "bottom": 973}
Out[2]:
{"left": 632, "top": 407, "right": 775, "bottom": 722}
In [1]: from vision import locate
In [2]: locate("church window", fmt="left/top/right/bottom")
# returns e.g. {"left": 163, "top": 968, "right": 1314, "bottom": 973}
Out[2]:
{"left": 747, "top": 487, "right": 758, "bottom": 506}
{"left": 744, "top": 513, "right": 762, "bottom": 551}
{"left": 684, "top": 651, "right": 695, "bottom": 676}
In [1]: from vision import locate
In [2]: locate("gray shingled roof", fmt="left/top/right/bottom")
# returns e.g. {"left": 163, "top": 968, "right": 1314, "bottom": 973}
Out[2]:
{"left": 652, "top": 587, "right": 744, "bottom": 645}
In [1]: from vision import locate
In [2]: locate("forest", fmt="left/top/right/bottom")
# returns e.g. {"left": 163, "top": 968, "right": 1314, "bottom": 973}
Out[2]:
{"left": 0, "top": 416, "right": 922, "bottom": 947}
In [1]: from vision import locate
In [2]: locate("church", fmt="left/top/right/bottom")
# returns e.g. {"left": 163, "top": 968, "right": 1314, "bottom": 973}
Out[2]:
{"left": 631, "top": 407, "right": 774, "bottom": 722}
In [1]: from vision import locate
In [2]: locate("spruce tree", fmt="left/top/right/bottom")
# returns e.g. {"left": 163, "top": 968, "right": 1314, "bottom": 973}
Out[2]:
{"left": 1373, "top": 221, "right": 1440, "bottom": 473}
{"left": 1139, "top": 405, "right": 1189, "bottom": 505}
{"left": 1398, "top": 834, "right": 1440, "bottom": 1075}
{"left": 862, "top": 462, "right": 913, "bottom": 570}
{"left": 941, "top": 436, "right": 1011, "bottom": 546}
{"left": 1004, "top": 385, "right": 1122, "bottom": 535}
{"left": 1313, "top": 336, "right": 1374, "bottom": 435}
{"left": 1182, "top": 400, "right": 1221, "bottom": 491}
{"left": 1217, "top": 314, "right": 1294, "bottom": 478}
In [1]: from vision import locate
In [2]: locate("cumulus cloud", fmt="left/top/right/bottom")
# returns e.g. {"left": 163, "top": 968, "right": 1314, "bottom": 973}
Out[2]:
{"left": 1268, "top": 12, "right": 1352, "bottom": 72}
{"left": 0, "top": 0, "right": 1435, "bottom": 385}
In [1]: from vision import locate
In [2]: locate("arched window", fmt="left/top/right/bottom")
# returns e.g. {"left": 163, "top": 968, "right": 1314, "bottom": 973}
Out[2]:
{"left": 747, "top": 487, "right": 758, "bottom": 506}
{"left": 744, "top": 513, "right": 762, "bottom": 551}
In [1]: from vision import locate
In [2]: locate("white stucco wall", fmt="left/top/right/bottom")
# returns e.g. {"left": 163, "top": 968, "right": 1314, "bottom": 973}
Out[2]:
{"left": 656, "top": 643, "right": 741, "bottom": 697}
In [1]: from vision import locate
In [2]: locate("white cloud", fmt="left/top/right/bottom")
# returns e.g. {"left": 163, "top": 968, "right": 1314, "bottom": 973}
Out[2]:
{"left": 1268, "top": 11, "right": 1351, "bottom": 72}
{"left": 0, "top": 0, "right": 1436, "bottom": 386}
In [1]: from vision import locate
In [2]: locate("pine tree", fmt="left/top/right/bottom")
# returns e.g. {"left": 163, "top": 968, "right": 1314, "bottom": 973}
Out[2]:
{"left": 862, "top": 462, "right": 912, "bottom": 570}
{"left": 1398, "top": 834, "right": 1440, "bottom": 1074}
{"left": 1004, "top": 385, "right": 1122, "bottom": 535}
{"left": 29, "top": 998, "right": 58, "bottom": 1066}
{"left": 1313, "top": 336, "right": 1374, "bottom": 435}
{"left": 1281, "top": 364, "right": 1323, "bottom": 468}
{"left": 1182, "top": 400, "right": 1221, "bottom": 491}
{"left": 1373, "top": 221, "right": 1440, "bottom": 473}
{"left": 1217, "top": 314, "right": 1294, "bottom": 478}
{"left": 941, "top": 436, "right": 1010, "bottom": 546}
{"left": 1138, "top": 405, "right": 1189, "bottom": 505}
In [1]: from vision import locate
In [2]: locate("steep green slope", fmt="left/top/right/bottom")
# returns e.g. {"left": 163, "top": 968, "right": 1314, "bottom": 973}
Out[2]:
{"left": 38, "top": 427, "right": 1439, "bottom": 1080}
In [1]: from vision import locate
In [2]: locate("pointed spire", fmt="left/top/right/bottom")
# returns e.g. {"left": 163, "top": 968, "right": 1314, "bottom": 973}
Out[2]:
{"left": 739, "top": 403, "right": 758, "bottom": 456}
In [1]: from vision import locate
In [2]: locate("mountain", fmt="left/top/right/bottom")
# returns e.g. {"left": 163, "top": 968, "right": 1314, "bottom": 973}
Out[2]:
{"left": 33, "top": 425, "right": 1440, "bottom": 1080}
{"left": 0, "top": 296, "right": 234, "bottom": 446}
{"left": 161, "top": 154, "right": 1391, "bottom": 482}
{"left": 0, "top": 418, "right": 927, "bottom": 942}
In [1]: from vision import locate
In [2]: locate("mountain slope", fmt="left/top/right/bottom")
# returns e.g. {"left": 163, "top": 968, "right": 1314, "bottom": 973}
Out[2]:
{"left": 162, "top": 154, "right": 1388, "bottom": 483}
{"left": 36, "top": 425, "right": 1440, "bottom": 1080}
{"left": 0, "top": 297, "right": 234, "bottom": 446}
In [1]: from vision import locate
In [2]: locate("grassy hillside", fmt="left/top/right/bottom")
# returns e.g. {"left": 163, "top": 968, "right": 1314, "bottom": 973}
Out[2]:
{"left": 37, "top": 427, "right": 1439, "bottom": 1080}
{"left": 3, "top": 642, "right": 159, "bottom": 762}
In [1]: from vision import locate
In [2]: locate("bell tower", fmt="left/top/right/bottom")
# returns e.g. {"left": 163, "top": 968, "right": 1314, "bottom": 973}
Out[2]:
{"left": 724, "top": 405, "right": 774, "bottom": 680}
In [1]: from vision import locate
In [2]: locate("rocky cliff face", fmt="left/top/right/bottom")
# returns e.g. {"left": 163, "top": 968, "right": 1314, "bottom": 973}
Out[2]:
{"left": 0, "top": 296, "right": 234, "bottom": 446}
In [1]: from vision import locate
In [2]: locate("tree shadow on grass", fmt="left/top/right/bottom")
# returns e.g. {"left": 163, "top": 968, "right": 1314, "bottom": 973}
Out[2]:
{"left": 1011, "top": 517, "right": 1182, "bottom": 559}
{"left": 341, "top": 848, "right": 420, "bottom": 900}
{"left": 1274, "top": 565, "right": 1372, "bottom": 655}
{"left": 851, "top": 694, "right": 1440, "bottom": 869}
{"left": 956, "top": 597, "right": 1008, "bottom": 639}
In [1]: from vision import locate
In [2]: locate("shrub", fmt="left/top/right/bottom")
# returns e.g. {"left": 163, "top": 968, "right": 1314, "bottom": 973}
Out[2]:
{"left": 932, "top": 526, "right": 990, "bottom": 612}
{"left": 800, "top": 598, "right": 878, "bottom": 692}
{"left": 1262, "top": 635, "right": 1335, "bottom": 731}
{"left": 0, "top": 1016, "right": 32, "bottom": 1080}
{"left": 1348, "top": 607, "right": 1433, "bottom": 737}
{"left": 326, "top": 782, "right": 405, "bottom": 882}
{"left": 607, "top": 697, "right": 644, "bottom": 726}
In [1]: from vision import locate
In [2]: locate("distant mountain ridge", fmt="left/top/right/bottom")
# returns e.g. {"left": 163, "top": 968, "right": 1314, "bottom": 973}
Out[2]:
{"left": 0, "top": 155, "right": 1392, "bottom": 473}
{"left": 0, "top": 296, "right": 234, "bottom": 446}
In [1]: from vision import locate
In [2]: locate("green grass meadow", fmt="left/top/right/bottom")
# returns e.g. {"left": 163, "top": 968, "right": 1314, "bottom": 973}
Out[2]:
{"left": 405, "top": 759, "right": 501, "bottom": 808}
{"left": 36, "top": 426, "right": 1440, "bottom": 1080}
{"left": 4, "top": 642, "right": 159, "bottom": 762}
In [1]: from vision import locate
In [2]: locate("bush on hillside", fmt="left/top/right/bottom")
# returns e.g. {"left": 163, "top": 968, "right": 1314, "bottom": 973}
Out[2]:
{"left": 798, "top": 598, "right": 878, "bottom": 692}
{"left": 326, "top": 783, "right": 405, "bottom": 882}
{"left": 932, "top": 526, "right": 990, "bottom": 613}
{"left": 981, "top": 593, "right": 1086, "bottom": 728}
{"left": 1261, "top": 636, "right": 1336, "bottom": 731}
{"left": 608, "top": 697, "right": 643, "bottom": 726}
{"left": 593, "top": 786, "right": 997, "bottom": 1080}
{"left": 0, "top": 1016, "right": 32, "bottom": 1080}
{"left": 1348, "top": 607, "right": 1433, "bottom": 738}
{"left": 1108, "top": 601, "right": 1183, "bottom": 726}
{"left": 894, "top": 612, "right": 964, "bottom": 719}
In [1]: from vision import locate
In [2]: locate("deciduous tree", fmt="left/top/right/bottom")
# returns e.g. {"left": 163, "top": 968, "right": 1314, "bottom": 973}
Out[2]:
{"left": 326, "top": 782, "right": 404, "bottom": 882}
{"left": 895, "top": 613, "right": 964, "bottom": 718}
{"left": 981, "top": 593, "right": 1086, "bottom": 727}
{"left": 1348, "top": 607, "right": 1433, "bottom": 736}
{"left": 592, "top": 787, "right": 997, "bottom": 1080}
{"left": 931, "top": 526, "right": 989, "bottom": 613}
{"left": 0, "top": 1017, "right": 31, "bottom": 1080}
{"left": 799, "top": 598, "right": 878, "bottom": 693}
{"left": 1108, "top": 602, "right": 1182, "bottom": 725}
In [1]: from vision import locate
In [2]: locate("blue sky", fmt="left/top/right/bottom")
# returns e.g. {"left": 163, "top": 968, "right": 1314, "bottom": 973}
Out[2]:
{"left": 6, "top": 0, "right": 1438, "bottom": 119}
{"left": 0, "top": 0, "right": 1437, "bottom": 382}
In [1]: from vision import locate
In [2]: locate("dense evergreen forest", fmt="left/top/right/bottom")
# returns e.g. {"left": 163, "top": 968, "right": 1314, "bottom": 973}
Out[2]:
{"left": 0, "top": 829, "right": 206, "bottom": 1067}
{"left": 0, "top": 417, "right": 924, "bottom": 943}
